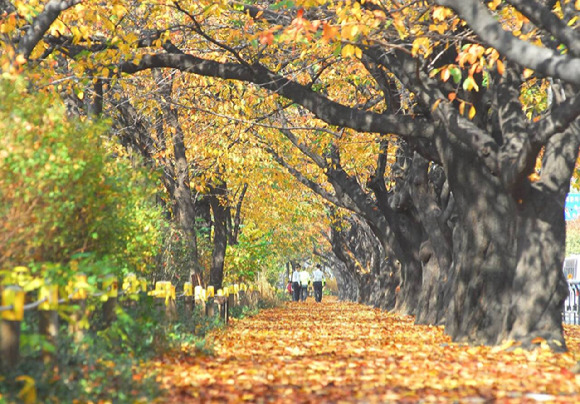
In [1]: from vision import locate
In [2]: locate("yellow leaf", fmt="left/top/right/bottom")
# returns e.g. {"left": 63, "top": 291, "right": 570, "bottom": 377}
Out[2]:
{"left": 15, "top": 375, "right": 36, "bottom": 404}
{"left": 488, "top": 0, "right": 501, "bottom": 10}
{"left": 468, "top": 105, "right": 476, "bottom": 119}
{"left": 112, "top": 4, "right": 127, "bottom": 18}
{"left": 459, "top": 101, "right": 465, "bottom": 115}
{"left": 412, "top": 37, "right": 431, "bottom": 57}
{"left": 433, "top": 6, "right": 453, "bottom": 21}
{"left": 341, "top": 44, "right": 360, "bottom": 58}
{"left": 432, "top": 99, "right": 442, "bottom": 112}
{"left": 429, "top": 23, "right": 447, "bottom": 35}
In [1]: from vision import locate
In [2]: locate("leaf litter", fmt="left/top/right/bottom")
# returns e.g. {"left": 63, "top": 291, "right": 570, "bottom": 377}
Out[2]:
{"left": 145, "top": 297, "right": 580, "bottom": 403}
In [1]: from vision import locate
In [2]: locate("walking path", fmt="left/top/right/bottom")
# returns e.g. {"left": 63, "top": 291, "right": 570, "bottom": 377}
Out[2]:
{"left": 151, "top": 297, "right": 580, "bottom": 403}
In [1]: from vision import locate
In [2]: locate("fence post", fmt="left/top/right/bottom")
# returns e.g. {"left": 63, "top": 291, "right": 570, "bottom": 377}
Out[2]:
{"left": 184, "top": 282, "right": 193, "bottom": 315}
{"left": 217, "top": 288, "right": 228, "bottom": 324}
{"left": 1, "top": 285, "right": 24, "bottom": 371}
{"left": 206, "top": 286, "right": 215, "bottom": 317}
{"left": 194, "top": 285, "right": 205, "bottom": 313}
{"left": 102, "top": 275, "right": 118, "bottom": 326}
{"left": 38, "top": 284, "right": 59, "bottom": 363}
{"left": 167, "top": 283, "right": 177, "bottom": 321}
{"left": 68, "top": 274, "right": 88, "bottom": 343}
{"left": 227, "top": 286, "right": 235, "bottom": 312}
{"left": 239, "top": 283, "right": 248, "bottom": 306}
{"left": 233, "top": 284, "right": 240, "bottom": 306}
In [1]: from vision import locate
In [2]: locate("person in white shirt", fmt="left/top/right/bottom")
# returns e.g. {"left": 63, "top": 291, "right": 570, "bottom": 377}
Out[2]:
{"left": 312, "top": 264, "right": 325, "bottom": 303}
{"left": 291, "top": 265, "right": 302, "bottom": 302}
{"left": 299, "top": 268, "right": 310, "bottom": 301}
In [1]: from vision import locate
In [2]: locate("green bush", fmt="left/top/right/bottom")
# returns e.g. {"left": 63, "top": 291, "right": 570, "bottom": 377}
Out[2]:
{"left": 0, "top": 76, "right": 162, "bottom": 279}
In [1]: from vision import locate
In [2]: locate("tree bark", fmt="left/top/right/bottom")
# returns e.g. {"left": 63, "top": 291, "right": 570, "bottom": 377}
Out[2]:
{"left": 208, "top": 181, "right": 229, "bottom": 290}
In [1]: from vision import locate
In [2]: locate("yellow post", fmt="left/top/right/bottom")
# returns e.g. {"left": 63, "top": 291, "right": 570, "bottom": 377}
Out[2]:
{"left": 68, "top": 274, "right": 88, "bottom": 342}
{"left": 166, "top": 283, "right": 177, "bottom": 321}
{"left": 122, "top": 273, "right": 139, "bottom": 296}
{"left": 184, "top": 282, "right": 194, "bottom": 314}
{"left": 38, "top": 284, "right": 59, "bottom": 363}
{"left": 102, "top": 275, "right": 118, "bottom": 325}
{"left": 1, "top": 285, "right": 25, "bottom": 370}
{"left": 206, "top": 286, "right": 215, "bottom": 317}
{"left": 139, "top": 278, "right": 147, "bottom": 292}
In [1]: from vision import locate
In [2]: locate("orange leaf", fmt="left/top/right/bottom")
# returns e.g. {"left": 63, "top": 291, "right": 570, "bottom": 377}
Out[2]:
{"left": 497, "top": 59, "right": 505, "bottom": 75}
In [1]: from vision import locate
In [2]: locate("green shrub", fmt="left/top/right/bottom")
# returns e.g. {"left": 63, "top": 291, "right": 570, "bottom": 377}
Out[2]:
{"left": 0, "top": 76, "right": 162, "bottom": 279}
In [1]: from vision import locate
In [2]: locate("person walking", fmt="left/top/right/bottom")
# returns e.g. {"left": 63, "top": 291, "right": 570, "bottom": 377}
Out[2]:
{"left": 291, "top": 265, "right": 301, "bottom": 302}
{"left": 312, "top": 264, "right": 325, "bottom": 303}
{"left": 299, "top": 266, "right": 310, "bottom": 301}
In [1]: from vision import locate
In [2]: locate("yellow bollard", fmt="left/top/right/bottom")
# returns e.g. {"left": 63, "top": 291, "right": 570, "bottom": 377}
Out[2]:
{"left": 184, "top": 282, "right": 193, "bottom": 297}
{"left": 122, "top": 273, "right": 139, "bottom": 295}
{"left": 206, "top": 286, "right": 215, "bottom": 317}
{"left": 139, "top": 278, "right": 148, "bottom": 292}
{"left": 1, "top": 286, "right": 25, "bottom": 370}
{"left": 102, "top": 275, "right": 118, "bottom": 325}
{"left": 68, "top": 274, "right": 88, "bottom": 342}
{"left": 38, "top": 284, "right": 58, "bottom": 362}
{"left": 1, "top": 286, "right": 25, "bottom": 322}
{"left": 39, "top": 284, "right": 59, "bottom": 311}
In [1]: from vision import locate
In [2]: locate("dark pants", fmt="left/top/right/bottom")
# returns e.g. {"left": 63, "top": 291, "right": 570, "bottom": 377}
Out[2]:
{"left": 313, "top": 281, "right": 323, "bottom": 302}
{"left": 301, "top": 285, "right": 308, "bottom": 301}
{"left": 292, "top": 282, "right": 301, "bottom": 301}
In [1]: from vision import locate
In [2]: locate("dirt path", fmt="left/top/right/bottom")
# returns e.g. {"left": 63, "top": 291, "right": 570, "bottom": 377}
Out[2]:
{"left": 152, "top": 297, "right": 580, "bottom": 403}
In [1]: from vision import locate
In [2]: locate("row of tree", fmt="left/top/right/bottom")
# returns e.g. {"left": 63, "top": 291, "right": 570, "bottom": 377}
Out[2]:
{"left": 2, "top": 0, "right": 579, "bottom": 349}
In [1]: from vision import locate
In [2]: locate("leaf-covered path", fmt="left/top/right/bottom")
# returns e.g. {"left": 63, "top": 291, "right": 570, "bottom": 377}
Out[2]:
{"left": 151, "top": 298, "right": 580, "bottom": 403}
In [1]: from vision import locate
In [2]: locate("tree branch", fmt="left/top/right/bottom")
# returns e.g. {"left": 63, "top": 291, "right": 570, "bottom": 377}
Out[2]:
{"left": 531, "top": 89, "right": 580, "bottom": 145}
{"left": 119, "top": 53, "right": 437, "bottom": 139}
{"left": 18, "top": 0, "right": 81, "bottom": 59}
{"left": 433, "top": 0, "right": 580, "bottom": 85}
{"left": 503, "top": 0, "right": 580, "bottom": 57}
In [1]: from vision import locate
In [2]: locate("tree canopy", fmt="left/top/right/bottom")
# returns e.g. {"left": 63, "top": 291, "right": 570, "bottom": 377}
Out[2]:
{"left": 1, "top": 0, "right": 580, "bottom": 348}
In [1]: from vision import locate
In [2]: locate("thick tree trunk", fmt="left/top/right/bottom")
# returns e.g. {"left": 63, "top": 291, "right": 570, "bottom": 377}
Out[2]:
{"left": 208, "top": 182, "right": 228, "bottom": 290}
{"left": 506, "top": 125, "right": 580, "bottom": 349}
{"left": 408, "top": 153, "right": 453, "bottom": 325}
{"left": 415, "top": 240, "right": 441, "bottom": 325}
{"left": 157, "top": 72, "right": 201, "bottom": 284}
{"left": 437, "top": 134, "right": 517, "bottom": 345}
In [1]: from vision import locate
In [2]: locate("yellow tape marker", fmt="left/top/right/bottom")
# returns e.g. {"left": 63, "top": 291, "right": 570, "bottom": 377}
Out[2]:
{"left": 39, "top": 284, "right": 59, "bottom": 311}
{"left": 184, "top": 282, "right": 193, "bottom": 297}
{"left": 103, "top": 276, "right": 118, "bottom": 299}
{"left": 69, "top": 274, "right": 88, "bottom": 300}
{"left": 1, "top": 286, "right": 25, "bottom": 321}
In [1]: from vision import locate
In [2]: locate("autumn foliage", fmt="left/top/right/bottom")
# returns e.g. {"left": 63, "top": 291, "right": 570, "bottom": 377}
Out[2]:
{"left": 151, "top": 298, "right": 580, "bottom": 403}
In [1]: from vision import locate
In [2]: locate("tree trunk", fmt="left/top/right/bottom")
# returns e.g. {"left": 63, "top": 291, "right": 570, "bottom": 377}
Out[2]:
{"left": 505, "top": 125, "right": 580, "bottom": 349}
{"left": 437, "top": 132, "right": 517, "bottom": 344}
{"left": 208, "top": 182, "right": 228, "bottom": 290}
{"left": 157, "top": 71, "right": 201, "bottom": 283}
